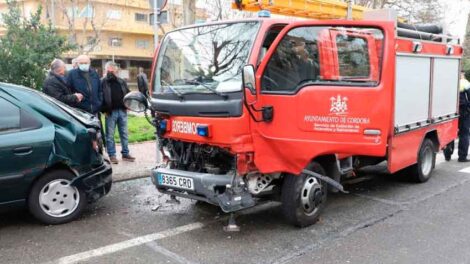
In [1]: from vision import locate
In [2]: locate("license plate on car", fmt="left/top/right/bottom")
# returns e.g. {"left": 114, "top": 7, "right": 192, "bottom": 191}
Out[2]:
{"left": 157, "top": 173, "right": 194, "bottom": 191}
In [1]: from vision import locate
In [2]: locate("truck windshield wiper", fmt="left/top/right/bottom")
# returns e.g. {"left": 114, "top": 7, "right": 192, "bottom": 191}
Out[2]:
{"left": 186, "top": 79, "right": 228, "bottom": 99}
{"left": 161, "top": 80, "right": 184, "bottom": 100}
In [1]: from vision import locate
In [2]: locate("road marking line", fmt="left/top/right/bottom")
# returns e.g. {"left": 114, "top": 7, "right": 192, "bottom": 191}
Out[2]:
{"left": 145, "top": 241, "right": 199, "bottom": 264}
{"left": 48, "top": 222, "right": 205, "bottom": 264}
{"left": 459, "top": 166, "right": 470, "bottom": 173}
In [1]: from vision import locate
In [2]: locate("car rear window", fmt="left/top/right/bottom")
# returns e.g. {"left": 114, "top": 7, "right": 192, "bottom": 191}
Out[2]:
{"left": 0, "top": 97, "right": 20, "bottom": 132}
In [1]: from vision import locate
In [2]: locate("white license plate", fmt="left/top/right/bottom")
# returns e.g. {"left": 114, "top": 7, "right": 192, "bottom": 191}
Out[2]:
{"left": 157, "top": 173, "right": 194, "bottom": 191}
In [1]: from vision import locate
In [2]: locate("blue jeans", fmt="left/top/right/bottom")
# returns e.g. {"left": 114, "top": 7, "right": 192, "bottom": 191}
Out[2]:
{"left": 105, "top": 109, "right": 129, "bottom": 157}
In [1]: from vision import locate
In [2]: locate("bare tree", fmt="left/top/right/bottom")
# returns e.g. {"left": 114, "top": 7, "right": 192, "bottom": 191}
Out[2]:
{"left": 203, "top": 0, "right": 255, "bottom": 21}
{"left": 464, "top": 11, "right": 470, "bottom": 67}
{"left": 57, "top": 0, "right": 112, "bottom": 55}
{"left": 353, "top": 0, "right": 442, "bottom": 24}
{"left": 183, "top": 0, "right": 196, "bottom": 25}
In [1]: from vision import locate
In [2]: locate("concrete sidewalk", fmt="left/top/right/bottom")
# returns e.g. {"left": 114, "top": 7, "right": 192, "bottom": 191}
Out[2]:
{"left": 108, "top": 140, "right": 157, "bottom": 182}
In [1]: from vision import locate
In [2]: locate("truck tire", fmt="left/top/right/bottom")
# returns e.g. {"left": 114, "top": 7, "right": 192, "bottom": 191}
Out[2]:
{"left": 281, "top": 162, "right": 327, "bottom": 227}
{"left": 407, "top": 138, "right": 436, "bottom": 183}
{"left": 28, "top": 169, "right": 86, "bottom": 225}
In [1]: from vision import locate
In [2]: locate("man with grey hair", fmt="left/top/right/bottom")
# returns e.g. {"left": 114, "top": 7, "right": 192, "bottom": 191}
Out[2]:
{"left": 101, "top": 61, "right": 135, "bottom": 164}
{"left": 67, "top": 54, "right": 102, "bottom": 114}
{"left": 71, "top": 58, "right": 78, "bottom": 69}
{"left": 43, "top": 58, "right": 83, "bottom": 106}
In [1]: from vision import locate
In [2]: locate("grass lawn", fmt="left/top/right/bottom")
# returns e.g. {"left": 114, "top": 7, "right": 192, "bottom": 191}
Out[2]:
{"left": 101, "top": 113, "right": 156, "bottom": 144}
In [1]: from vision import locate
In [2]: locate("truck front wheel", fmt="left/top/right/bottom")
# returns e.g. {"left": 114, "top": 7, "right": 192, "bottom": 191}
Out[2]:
{"left": 281, "top": 162, "right": 327, "bottom": 227}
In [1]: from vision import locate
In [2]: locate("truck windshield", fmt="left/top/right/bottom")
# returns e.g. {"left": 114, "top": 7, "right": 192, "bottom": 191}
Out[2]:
{"left": 154, "top": 21, "right": 260, "bottom": 96}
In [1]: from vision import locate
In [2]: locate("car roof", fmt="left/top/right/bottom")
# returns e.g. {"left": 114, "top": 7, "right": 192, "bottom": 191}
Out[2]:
{"left": 0, "top": 82, "right": 71, "bottom": 120}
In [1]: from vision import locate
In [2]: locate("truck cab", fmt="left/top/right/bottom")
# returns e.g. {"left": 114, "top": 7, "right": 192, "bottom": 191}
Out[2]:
{"left": 125, "top": 16, "right": 462, "bottom": 227}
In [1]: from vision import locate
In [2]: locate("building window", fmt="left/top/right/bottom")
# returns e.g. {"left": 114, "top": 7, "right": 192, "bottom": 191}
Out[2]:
{"left": 107, "top": 10, "right": 121, "bottom": 20}
{"left": 136, "top": 40, "right": 150, "bottom": 49}
{"left": 108, "top": 37, "right": 122, "bottom": 47}
{"left": 79, "top": 4, "right": 94, "bottom": 18}
{"left": 135, "top": 13, "right": 148, "bottom": 22}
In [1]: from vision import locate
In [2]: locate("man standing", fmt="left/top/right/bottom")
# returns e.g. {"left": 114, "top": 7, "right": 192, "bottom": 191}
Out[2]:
{"left": 457, "top": 71, "right": 470, "bottom": 162}
{"left": 67, "top": 55, "right": 102, "bottom": 114}
{"left": 43, "top": 59, "right": 83, "bottom": 106}
{"left": 101, "top": 61, "right": 136, "bottom": 164}
{"left": 137, "top": 67, "right": 149, "bottom": 97}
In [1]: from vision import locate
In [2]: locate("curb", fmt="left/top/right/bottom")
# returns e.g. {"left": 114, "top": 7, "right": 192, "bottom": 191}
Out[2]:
{"left": 113, "top": 172, "right": 151, "bottom": 183}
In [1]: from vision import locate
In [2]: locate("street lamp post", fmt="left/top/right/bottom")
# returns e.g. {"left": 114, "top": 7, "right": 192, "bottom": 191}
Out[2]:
{"left": 153, "top": 0, "right": 159, "bottom": 49}
{"left": 111, "top": 39, "right": 118, "bottom": 63}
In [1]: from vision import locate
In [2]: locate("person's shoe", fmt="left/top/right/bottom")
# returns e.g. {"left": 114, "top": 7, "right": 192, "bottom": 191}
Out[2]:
{"left": 445, "top": 155, "right": 452, "bottom": 162}
{"left": 458, "top": 158, "right": 470, "bottom": 162}
{"left": 110, "top": 156, "right": 119, "bottom": 164}
{"left": 122, "top": 154, "right": 136, "bottom": 162}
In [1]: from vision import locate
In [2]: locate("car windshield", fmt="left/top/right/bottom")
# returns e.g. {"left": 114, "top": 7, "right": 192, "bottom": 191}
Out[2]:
{"left": 154, "top": 21, "right": 260, "bottom": 96}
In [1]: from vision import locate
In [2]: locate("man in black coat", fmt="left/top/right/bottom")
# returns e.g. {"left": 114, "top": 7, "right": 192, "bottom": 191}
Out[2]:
{"left": 101, "top": 61, "right": 135, "bottom": 164}
{"left": 43, "top": 59, "right": 83, "bottom": 106}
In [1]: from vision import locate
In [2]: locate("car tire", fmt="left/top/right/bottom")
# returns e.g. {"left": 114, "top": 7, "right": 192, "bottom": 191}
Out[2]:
{"left": 28, "top": 169, "right": 86, "bottom": 225}
{"left": 281, "top": 162, "right": 327, "bottom": 227}
{"left": 406, "top": 138, "right": 436, "bottom": 183}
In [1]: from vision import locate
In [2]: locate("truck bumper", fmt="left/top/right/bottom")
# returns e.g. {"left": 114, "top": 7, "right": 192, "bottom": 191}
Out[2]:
{"left": 152, "top": 167, "right": 255, "bottom": 213}
{"left": 71, "top": 161, "right": 113, "bottom": 202}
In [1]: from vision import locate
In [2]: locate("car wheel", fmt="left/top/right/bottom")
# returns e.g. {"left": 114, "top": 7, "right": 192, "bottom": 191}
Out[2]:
{"left": 281, "top": 162, "right": 327, "bottom": 227}
{"left": 28, "top": 169, "right": 86, "bottom": 225}
{"left": 407, "top": 138, "right": 436, "bottom": 183}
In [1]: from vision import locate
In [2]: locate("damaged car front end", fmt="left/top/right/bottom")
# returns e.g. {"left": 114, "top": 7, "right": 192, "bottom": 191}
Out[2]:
{"left": 0, "top": 83, "right": 112, "bottom": 224}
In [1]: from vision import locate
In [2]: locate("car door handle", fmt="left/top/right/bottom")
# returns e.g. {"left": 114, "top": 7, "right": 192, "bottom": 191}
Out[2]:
{"left": 13, "top": 146, "right": 33, "bottom": 156}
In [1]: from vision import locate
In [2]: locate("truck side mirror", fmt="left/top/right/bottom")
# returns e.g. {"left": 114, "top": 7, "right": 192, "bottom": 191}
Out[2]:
{"left": 242, "top": 65, "right": 257, "bottom": 105}
{"left": 123, "top": 91, "right": 148, "bottom": 112}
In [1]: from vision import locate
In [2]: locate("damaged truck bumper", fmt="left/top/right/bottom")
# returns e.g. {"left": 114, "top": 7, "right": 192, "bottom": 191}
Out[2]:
{"left": 152, "top": 167, "right": 255, "bottom": 213}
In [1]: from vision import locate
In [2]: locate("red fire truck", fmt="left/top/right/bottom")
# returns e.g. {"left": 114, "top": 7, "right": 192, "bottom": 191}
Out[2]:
{"left": 125, "top": 9, "right": 463, "bottom": 228}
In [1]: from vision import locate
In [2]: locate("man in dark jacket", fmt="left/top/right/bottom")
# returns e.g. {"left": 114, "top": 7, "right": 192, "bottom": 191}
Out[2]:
{"left": 137, "top": 67, "right": 149, "bottom": 97}
{"left": 67, "top": 55, "right": 103, "bottom": 114}
{"left": 457, "top": 71, "right": 470, "bottom": 162}
{"left": 101, "top": 61, "right": 135, "bottom": 164}
{"left": 43, "top": 59, "right": 83, "bottom": 106}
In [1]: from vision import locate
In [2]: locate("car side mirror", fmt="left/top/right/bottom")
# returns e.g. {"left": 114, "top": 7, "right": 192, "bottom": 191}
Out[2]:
{"left": 242, "top": 65, "right": 257, "bottom": 105}
{"left": 124, "top": 91, "right": 148, "bottom": 112}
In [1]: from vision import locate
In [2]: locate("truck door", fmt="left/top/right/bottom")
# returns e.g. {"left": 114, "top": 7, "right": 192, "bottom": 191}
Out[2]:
{"left": 249, "top": 21, "right": 395, "bottom": 175}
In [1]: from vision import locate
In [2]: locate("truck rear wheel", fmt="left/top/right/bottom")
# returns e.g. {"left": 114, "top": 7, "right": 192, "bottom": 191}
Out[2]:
{"left": 281, "top": 162, "right": 327, "bottom": 227}
{"left": 407, "top": 138, "right": 436, "bottom": 183}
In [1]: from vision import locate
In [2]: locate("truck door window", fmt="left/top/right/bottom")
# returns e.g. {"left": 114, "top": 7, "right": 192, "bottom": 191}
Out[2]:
{"left": 336, "top": 35, "right": 370, "bottom": 78}
{"left": 261, "top": 26, "right": 383, "bottom": 93}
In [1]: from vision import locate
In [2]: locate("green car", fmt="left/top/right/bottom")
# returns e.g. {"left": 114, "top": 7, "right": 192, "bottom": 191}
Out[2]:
{"left": 0, "top": 83, "right": 112, "bottom": 224}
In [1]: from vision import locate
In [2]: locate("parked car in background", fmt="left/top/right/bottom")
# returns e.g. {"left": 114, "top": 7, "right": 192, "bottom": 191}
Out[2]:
{"left": 0, "top": 83, "right": 112, "bottom": 224}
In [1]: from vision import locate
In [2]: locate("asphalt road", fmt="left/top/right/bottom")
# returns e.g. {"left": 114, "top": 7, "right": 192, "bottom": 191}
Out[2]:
{"left": 2, "top": 153, "right": 470, "bottom": 264}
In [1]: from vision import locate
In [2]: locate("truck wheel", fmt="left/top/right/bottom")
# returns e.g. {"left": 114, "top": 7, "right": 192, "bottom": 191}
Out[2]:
{"left": 408, "top": 138, "right": 436, "bottom": 183}
{"left": 28, "top": 169, "right": 86, "bottom": 225}
{"left": 281, "top": 162, "right": 327, "bottom": 227}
